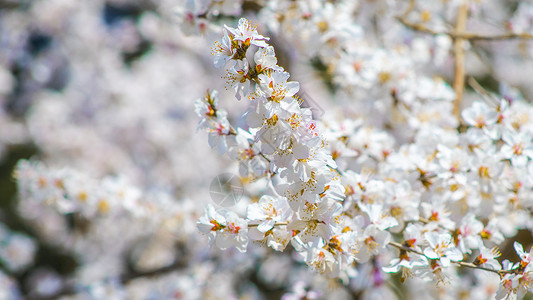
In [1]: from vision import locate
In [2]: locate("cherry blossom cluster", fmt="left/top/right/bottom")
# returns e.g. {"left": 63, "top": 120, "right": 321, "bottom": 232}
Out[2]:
{"left": 16, "top": 160, "right": 145, "bottom": 218}
{"left": 196, "top": 18, "right": 344, "bottom": 257}
{"left": 14, "top": 159, "right": 264, "bottom": 299}
{"left": 15, "top": 160, "right": 173, "bottom": 276}
{"left": 258, "top": 0, "right": 458, "bottom": 141}
{"left": 196, "top": 17, "right": 533, "bottom": 299}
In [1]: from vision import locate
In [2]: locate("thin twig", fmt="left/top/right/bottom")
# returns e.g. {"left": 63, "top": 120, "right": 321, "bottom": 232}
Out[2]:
{"left": 388, "top": 241, "right": 518, "bottom": 276}
{"left": 467, "top": 76, "right": 499, "bottom": 104}
{"left": 397, "top": 17, "right": 533, "bottom": 41}
{"left": 258, "top": 152, "right": 271, "bottom": 163}
{"left": 248, "top": 221, "right": 289, "bottom": 227}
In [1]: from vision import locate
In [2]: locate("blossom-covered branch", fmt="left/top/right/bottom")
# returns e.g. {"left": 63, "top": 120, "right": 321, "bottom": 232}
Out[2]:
{"left": 196, "top": 17, "right": 533, "bottom": 300}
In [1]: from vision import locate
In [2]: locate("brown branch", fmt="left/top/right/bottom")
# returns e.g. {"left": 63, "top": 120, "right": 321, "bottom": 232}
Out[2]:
{"left": 388, "top": 241, "right": 518, "bottom": 276}
{"left": 396, "top": 0, "right": 533, "bottom": 41}
{"left": 453, "top": 32, "right": 533, "bottom": 41}
{"left": 452, "top": 3, "right": 469, "bottom": 121}
{"left": 396, "top": 17, "right": 533, "bottom": 41}
{"left": 389, "top": 241, "right": 424, "bottom": 256}
{"left": 396, "top": 18, "right": 441, "bottom": 36}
